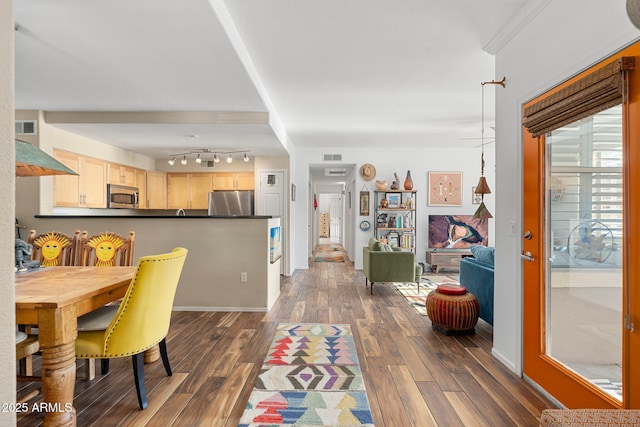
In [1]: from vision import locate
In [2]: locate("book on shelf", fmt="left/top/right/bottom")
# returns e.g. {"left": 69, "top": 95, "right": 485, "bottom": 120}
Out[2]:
{"left": 387, "top": 231, "right": 399, "bottom": 247}
{"left": 400, "top": 231, "right": 415, "bottom": 249}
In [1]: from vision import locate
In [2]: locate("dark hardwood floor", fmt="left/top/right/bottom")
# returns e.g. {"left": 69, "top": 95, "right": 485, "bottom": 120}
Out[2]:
{"left": 17, "top": 256, "right": 556, "bottom": 426}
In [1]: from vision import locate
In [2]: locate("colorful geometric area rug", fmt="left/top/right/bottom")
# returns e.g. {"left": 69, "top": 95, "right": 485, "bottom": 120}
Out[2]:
{"left": 313, "top": 244, "right": 346, "bottom": 263}
{"left": 392, "top": 274, "right": 460, "bottom": 316}
{"left": 239, "top": 323, "right": 374, "bottom": 427}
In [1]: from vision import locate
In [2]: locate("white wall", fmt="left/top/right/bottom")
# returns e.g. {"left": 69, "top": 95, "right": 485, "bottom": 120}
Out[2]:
{"left": 493, "top": 0, "right": 639, "bottom": 374}
{"left": 1, "top": 0, "right": 16, "bottom": 423}
{"left": 293, "top": 142, "right": 496, "bottom": 271}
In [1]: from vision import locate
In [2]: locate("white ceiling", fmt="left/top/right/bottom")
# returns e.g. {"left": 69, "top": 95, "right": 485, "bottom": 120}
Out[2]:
{"left": 14, "top": 0, "right": 531, "bottom": 162}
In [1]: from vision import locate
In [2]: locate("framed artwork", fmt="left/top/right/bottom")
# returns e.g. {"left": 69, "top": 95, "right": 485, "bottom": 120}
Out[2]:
{"left": 269, "top": 226, "right": 281, "bottom": 263}
{"left": 386, "top": 193, "right": 400, "bottom": 208}
{"left": 472, "top": 186, "right": 482, "bottom": 204}
{"left": 359, "top": 190, "right": 370, "bottom": 215}
{"left": 428, "top": 171, "right": 462, "bottom": 206}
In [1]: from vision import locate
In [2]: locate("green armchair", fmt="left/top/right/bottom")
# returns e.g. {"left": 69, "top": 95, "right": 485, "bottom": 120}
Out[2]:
{"left": 363, "top": 238, "right": 422, "bottom": 294}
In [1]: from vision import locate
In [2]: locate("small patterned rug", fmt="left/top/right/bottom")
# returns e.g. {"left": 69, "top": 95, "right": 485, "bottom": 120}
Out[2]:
{"left": 393, "top": 274, "right": 460, "bottom": 316}
{"left": 239, "top": 323, "right": 374, "bottom": 427}
{"left": 313, "top": 244, "right": 346, "bottom": 263}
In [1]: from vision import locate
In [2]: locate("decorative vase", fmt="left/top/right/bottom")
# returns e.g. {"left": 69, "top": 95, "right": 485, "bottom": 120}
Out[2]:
{"left": 380, "top": 199, "right": 388, "bottom": 208}
{"left": 375, "top": 180, "right": 388, "bottom": 191}
{"left": 404, "top": 170, "right": 413, "bottom": 190}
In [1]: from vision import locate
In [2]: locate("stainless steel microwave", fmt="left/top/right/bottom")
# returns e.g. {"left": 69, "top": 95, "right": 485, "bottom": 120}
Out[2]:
{"left": 107, "top": 184, "right": 139, "bottom": 208}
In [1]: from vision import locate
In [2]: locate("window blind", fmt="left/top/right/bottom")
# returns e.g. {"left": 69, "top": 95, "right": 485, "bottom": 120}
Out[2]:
{"left": 523, "top": 57, "right": 635, "bottom": 137}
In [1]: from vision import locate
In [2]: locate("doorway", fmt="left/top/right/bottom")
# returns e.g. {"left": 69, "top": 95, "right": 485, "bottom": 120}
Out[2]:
{"left": 522, "top": 45, "right": 640, "bottom": 408}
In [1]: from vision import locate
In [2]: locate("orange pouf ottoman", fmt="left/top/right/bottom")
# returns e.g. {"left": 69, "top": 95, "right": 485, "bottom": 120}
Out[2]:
{"left": 426, "top": 284, "right": 480, "bottom": 335}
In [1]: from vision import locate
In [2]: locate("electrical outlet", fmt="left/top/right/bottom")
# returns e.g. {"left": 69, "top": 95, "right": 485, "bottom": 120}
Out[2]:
{"left": 240, "top": 272, "right": 248, "bottom": 282}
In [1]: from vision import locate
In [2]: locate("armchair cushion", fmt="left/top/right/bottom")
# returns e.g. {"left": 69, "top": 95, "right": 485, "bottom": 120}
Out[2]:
{"left": 470, "top": 245, "right": 494, "bottom": 266}
{"left": 363, "top": 239, "right": 420, "bottom": 294}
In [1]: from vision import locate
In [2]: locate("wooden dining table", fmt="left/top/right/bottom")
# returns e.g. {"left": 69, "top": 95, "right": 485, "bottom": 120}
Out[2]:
{"left": 15, "top": 266, "right": 137, "bottom": 426}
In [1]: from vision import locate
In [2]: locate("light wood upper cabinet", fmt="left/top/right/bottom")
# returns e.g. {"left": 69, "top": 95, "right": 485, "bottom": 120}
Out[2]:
{"left": 146, "top": 171, "right": 167, "bottom": 209}
{"left": 135, "top": 169, "right": 147, "bottom": 209}
{"left": 53, "top": 150, "right": 107, "bottom": 208}
{"left": 167, "top": 173, "right": 213, "bottom": 209}
{"left": 213, "top": 172, "right": 254, "bottom": 190}
{"left": 189, "top": 173, "right": 214, "bottom": 209}
{"left": 108, "top": 163, "right": 136, "bottom": 187}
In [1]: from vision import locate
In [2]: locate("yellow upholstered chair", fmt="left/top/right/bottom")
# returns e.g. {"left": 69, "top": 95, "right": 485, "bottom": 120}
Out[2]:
{"left": 28, "top": 229, "right": 81, "bottom": 266}
{"left": 75, "top": 247, "right": 188, "bottom": 410}
{"left": 79, "top": 230, "right": 135, "bottom": 267}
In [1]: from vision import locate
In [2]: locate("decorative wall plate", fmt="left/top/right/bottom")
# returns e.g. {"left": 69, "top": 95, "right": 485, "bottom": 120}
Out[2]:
{"left": 359, "top": 220, "right": 371, "bottom": 231}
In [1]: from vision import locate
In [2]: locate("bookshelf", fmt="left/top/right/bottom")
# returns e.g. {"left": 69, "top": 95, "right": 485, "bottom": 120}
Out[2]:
{"left": 374, "top": 190, "right": 417, "bottom": 252}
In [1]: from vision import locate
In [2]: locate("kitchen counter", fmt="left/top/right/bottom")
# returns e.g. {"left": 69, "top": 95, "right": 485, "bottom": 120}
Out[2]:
{"left": 25, "top": 215, "right": 282, "bottom": 311}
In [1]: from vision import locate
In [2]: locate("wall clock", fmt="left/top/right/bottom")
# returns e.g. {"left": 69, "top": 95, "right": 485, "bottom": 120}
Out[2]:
{"left": 428, "top": 171, "right": 462, "bottom": 206}
{"left": 359, "top": 220, "right": 371, "bottom": 231}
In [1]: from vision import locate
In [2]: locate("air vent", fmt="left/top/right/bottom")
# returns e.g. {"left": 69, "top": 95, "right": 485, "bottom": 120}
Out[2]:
{"left": 199, "top": 160, "right": 215, "bottom": 168}
{"left": 323, "top": 154, "right": 342, "bottom": 161}
{"left": 16, "top": 120, "right": 37, "bottom": 135}
{"left": 325, "top": 168, "right": 347, "bottom": 176}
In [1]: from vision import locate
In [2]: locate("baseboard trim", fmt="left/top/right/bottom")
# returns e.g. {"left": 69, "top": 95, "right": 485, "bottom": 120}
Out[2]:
{"left": 491, "top": 347, "right": 517, "bottom": 373}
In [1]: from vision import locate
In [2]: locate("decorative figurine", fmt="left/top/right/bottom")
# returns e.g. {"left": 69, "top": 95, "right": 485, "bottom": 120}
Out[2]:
{"left": 390, "top": 172, "right": 400, "bottom": 190}
{"left": 15, "top": 239, "right": 40, "bottom": 271}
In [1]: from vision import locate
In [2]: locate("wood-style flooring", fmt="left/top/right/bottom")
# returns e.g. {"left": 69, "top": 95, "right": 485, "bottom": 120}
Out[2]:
{"left": 17, "top": 256, "right": 556, "bottom": 426}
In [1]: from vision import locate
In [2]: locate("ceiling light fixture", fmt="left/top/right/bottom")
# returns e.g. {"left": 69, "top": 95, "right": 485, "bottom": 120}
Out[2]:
{"left": 167, "top": 149, "right": 250, "bottom": 166}
{"left": 473, "top": 77, "right": 505, "bottom": 219}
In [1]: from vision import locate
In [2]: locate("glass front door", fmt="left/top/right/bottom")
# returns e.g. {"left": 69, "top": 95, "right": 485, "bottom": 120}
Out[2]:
{"left": 522, "top": 43, "right": 640, "bottom": 408}
{"left": 545, "top": 106, "right": 623, "bottom": 402}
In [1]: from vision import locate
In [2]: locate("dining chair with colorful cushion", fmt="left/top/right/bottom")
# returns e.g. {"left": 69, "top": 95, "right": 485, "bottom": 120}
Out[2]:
{"left": 27, "top": 229, "right": 82, "bottom": 267}
{"left": 75, "top": 247, "right": 188, "bottom": 410}
{"left": 77, "top": 230, "right": 136, "bottom": 379}
{"left": 79, "top": 230, "right": 135, "bottom": 267}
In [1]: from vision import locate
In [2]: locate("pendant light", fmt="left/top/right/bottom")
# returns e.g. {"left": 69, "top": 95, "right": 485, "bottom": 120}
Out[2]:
{"left": 473, "top": 77, "right": 505, "bottom": 219}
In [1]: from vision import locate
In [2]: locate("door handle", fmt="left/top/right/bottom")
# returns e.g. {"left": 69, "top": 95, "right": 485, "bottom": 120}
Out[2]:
{"left": 521, "top": 251, "right": 534, "bottom": 262}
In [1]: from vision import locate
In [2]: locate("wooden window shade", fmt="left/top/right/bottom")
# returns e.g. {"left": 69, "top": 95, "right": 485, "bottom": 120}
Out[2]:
{"left": 523, "top": 57, "right": 635, "bottom": 137}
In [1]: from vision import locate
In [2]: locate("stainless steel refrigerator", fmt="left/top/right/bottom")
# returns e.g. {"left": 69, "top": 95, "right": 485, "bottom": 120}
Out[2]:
{"left": 208, "top": 191, "right": 254, "bottom": 216}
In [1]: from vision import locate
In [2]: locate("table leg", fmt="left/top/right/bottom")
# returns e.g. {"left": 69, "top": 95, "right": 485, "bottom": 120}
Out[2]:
{"left": 38, "top": 307, "right": 78, "bottom": 427}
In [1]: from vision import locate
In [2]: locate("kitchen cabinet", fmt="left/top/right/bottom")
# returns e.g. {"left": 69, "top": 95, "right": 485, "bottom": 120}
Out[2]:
{"left": 145, "top": 171, "right": 167, "bottom": 209}
{"left": 167, "top": 173, "right": 213, "bottom": 209}
{"left": 135, "top": 169, "right": 147, "bottom": 209}
{"left": 53, "top": 150, "right": 107, "bottom": 208}
{"left": 107, "top": 163, "right": 136, "bottom": 187}
{"left": 213, "top": 172, "right": 254, "bottom": 190}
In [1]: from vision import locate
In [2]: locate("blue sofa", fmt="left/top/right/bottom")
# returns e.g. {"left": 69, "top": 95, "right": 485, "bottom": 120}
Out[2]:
{"left": 459, "top": 246, "right": 494, "bottom": 326}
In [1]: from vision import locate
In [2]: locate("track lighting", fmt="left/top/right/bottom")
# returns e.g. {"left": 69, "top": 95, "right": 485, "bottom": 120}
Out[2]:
{"left": 167, "top": 149, "right": 250, "bottom": 166}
